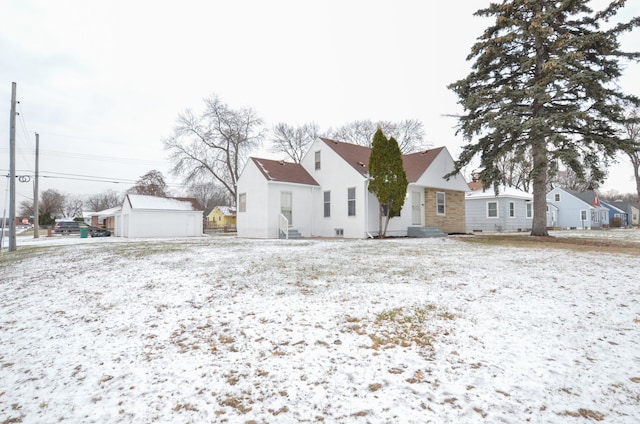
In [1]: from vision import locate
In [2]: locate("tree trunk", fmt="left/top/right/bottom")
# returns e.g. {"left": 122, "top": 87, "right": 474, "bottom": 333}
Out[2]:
{"left": 531, "top": 139, "right": 549, "bottom": 236}
{"left": 530, "top": 24, "right": 550, "bottom": 237}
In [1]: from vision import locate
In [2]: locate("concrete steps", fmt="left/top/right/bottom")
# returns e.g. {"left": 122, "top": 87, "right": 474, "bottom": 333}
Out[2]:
{"left": 407, "top": 226, "right": 447, "bottom": 238}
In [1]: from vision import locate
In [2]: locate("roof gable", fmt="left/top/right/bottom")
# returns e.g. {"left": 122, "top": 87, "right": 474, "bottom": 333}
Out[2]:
{"left": 402, "top": 147, "right": 444, "bottom": 183}
{"left": 320, "top": 138, "right": 448, "bottom": 183}
{"left": 320, "top": 138, "right": 371, "bottom": 177}
{"left": 251, "top": 157, "right": 319, "bottom": 186}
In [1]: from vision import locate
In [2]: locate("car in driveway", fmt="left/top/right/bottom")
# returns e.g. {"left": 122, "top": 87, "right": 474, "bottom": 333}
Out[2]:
{"left": 54, "top": 221, "right": 111, "bottom": 237}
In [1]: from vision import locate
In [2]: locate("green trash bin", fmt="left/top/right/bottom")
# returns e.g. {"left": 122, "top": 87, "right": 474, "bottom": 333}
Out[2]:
{"left": 80, "top": 226, "right": 89, "bottom": 238}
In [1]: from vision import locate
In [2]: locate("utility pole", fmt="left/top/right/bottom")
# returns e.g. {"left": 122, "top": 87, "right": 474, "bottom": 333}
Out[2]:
{"left": 8, "top": 82, "right": 17, "bottom": 251}
{"left": 34, "top": 132, "right": 39, "bottom": 238}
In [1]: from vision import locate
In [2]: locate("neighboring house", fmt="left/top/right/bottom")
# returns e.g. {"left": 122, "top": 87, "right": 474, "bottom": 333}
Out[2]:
{"left": 236, "top": 137, "right": 469, "bottom": 239}
{"left": 600, "top": 200, "right": 628, "bottom": 228}
{"left": 546, "top": 187, "right": 609, "bottom": 229}
{"left": 115, "top": 194, "right": 203, "bottom": 238}
{"left": 207, "top": 206, "right": 237, "bottom": 228}
{"left": 609, "top": 200, "right": 639, "bottom": 227}
{"left": 91, "top": 206, "right": 122, "bottom": 231}
{"left": 466, "top": 185, "right": 533, "bottom": 232}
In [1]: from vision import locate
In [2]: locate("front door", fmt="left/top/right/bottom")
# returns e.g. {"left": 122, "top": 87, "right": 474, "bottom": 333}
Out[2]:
{"left": 411, "top": 191, "right": 422, "bottom": 225}
{"left": 281, "top": 191, "right": 292, "bottom": 225}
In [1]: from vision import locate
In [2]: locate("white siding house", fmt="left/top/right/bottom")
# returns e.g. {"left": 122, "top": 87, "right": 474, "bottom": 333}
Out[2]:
{"left": 237, "top": 138, "right": 468, "bottom": 239}
{"left": 115, "top": 194, "right": 203, "bottom": 238}
{"left": 236, "top": 158, "right": 319, "bottom": 239}
{"left": 466, "top": 186, "right": 533, "bottom": 232}
{"left": 546, "top": 187, "right": 608, "bottom": 229}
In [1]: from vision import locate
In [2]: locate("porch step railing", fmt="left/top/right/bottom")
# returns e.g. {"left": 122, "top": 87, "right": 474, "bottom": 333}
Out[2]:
{"left": 279, "top": 214, "right": 289, "bottom": 239}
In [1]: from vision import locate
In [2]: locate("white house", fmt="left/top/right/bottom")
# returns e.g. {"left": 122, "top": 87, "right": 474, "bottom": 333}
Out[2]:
{"left": 236, "top": 138, "right": 469, "bottom": 239}
{"left": 465, "top": 185, "right": 533, "bottom": 232}
{"left": 115, "top": 194, "right": 203, "bottom": 238}
{"left": 546, "top": 187, "right": 608, "bottom": 229}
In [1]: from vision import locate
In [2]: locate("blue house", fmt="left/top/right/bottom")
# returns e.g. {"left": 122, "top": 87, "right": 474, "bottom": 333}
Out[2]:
{"left": 546, "top": 187, "right": 609, "bottom": 229}
{"left": 600, "top": 200, "right": 628, "bottom": 228}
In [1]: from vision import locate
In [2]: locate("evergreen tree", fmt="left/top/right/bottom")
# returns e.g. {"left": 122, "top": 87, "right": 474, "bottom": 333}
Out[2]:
{"left": 368, "top": 129, "right": 408, "bottom": 238}
{"left": 448, "top": 0, "right": 639, "bottom": 236}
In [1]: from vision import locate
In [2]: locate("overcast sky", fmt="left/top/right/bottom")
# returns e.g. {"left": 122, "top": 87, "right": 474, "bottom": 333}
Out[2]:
{"left": 1, "top": 0, "right": 639, "bottom": 214}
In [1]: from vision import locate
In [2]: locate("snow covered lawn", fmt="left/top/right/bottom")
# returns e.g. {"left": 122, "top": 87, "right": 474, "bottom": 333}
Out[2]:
{"left": 1, "top": 233, "right": 639, "bottom": 423}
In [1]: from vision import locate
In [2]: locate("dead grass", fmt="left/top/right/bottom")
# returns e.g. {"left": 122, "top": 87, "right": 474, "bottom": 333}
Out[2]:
{"left": 455, "top": 234, "right": 640, "bottom": 256}
{"left": 558, "top": 409, "right": 605, "bottom": 421}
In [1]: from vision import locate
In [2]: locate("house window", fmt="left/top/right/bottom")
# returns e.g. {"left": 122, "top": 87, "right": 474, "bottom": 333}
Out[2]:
{"left": 239, "top": 193, "right": 246, "bottom": 212}
{"left": 581, "top": 210, "right": 587, "bottom": 221}
{"left": 323, "top": 191, "right": 331, "bottom": 218}
{"left": 554, "top": 193, "right": 561, "bottom": 202}
{"left": 347, "top": 187, "right": 356, "bottom": 216}
{"left": 487, "top": 201, "right": 498, "bottom": 218}
{"left": 436, "top": 192, "right": 446, "bottom": 215}
{"left": 315, "top": 151, "right": 321, "bottom": 170}
{"left": 509, "top": 201, "right": 515, "bottom": 218}
{"left": 526, "top": 202, "right": 532, "bottom": 219}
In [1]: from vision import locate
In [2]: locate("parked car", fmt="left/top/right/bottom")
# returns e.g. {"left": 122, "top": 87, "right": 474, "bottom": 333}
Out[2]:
{"left": 54, "top": 221, "right": 111, "bottom": 237}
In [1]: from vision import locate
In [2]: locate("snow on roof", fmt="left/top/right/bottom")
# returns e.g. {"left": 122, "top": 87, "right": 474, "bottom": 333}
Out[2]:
{"left": 126, "top": 194, "right": 200, "bottom": 211}
{"left": 214, "top": 206, "right": 236, "bottom": 216}
{"left": 466, "top": 185, "right": 533, "bottom": 200}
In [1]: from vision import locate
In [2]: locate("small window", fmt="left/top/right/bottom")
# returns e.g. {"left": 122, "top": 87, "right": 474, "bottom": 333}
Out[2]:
{"left": 526, "top": 202, "right": 532, "bottom": 219}
{"left": 323, "top": 191, "right": 331, "bottom": 218}
{"left": 239, "top": 193, "right": 246, "bottom": 212}
{"left": 436, "top": 192, "right": 446, "bottom": 215}
{"left": 347, "top": 187, "right": 356, "bottom": 216}
{"left": 487, "top": 201, "right": 498, "bottom": 218}
{"left": 509, "top": 201, "right": 515, "bottom": 218}
{"left": 554, "top": 193, "right": 560, "bottom": 202}
{"left": 581, "top": 210, "right": 587, "bottom": 221}
{"left": 315, "top": 151, "right": 321, "bottom": 170}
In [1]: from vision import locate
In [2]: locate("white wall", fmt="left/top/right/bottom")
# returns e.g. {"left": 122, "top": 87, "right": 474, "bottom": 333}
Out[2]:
{"left": 301, "top": 139, "right": 368, "bottom": 238}
{"left": 123, "top": 210, "right": 202, "bottom": 238}
{"left": 237, "top": 160, "right": 270, "bottom": 238}
{"left": 415, "top": 149, "right": 469, "bottom": 191}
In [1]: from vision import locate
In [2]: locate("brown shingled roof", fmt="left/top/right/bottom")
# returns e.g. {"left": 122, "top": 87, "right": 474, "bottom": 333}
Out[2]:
{"left": 320, "top": 138, "right": 372, "bottom": 176}
{"left": 321, "top": 138, "right": 447, "bottom": 183}
{"left": 401, "top": 147, "right": 444, "bottom": 183}
{"left": 251, "top": 157, "right": 319, "bottom": 186}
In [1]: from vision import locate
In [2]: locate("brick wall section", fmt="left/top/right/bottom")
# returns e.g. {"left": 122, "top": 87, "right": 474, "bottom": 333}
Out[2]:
{"left": 424, "top": 188, "right": 466, "bottom": 234}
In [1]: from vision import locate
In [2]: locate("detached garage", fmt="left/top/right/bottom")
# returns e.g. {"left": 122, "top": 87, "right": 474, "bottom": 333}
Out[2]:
{"left": 116, "top": 194, "right": 203, "bottom": 238}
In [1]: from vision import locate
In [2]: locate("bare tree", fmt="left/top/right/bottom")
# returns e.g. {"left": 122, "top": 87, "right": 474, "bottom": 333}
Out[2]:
{"left": 64, "top": 195, "right": 84, "bottom": 218}
{"left": 622, "top": 108, "right": 640, "bottom": 198}
{"left": 18, "top": 198, "right": 34, "bottom": 217}
{"left": 39, "top": 189, "right": 66, "bottom": 219}
{"left": 128, "top": 170, "right": 169, "bottom": 197}
{"left": 186, "top": 182, "right": 232, "bottom": 216}
{"left": 271, "top": 122, "right": 320, "bottom": 163}
{"left": 86, "top": 190, "right": 122, "bottom": 212}
{"left": 326, "top": 119, "right": 427, "bottom": 153}
{"left": 494, "top": 149, "right": 534, "bottom": 192}
{"left": 164, "top": 94, "right": 264, "bottom": 203}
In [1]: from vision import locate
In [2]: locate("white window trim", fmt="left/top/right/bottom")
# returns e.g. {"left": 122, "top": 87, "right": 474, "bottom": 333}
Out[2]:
{"left": 526, "top": 202, "right": 533, "bottom": 219}
{"left": 347, "top": 187, "right": 356, "bottom": 217}
{"left": 509, "top": 201, "right": 515, "bottom": 218}
{"left": 239, "top": 193, "right": 246, "bottom": 213}
{"left": 436, "top": 192, "right": 446, "bottom": 216}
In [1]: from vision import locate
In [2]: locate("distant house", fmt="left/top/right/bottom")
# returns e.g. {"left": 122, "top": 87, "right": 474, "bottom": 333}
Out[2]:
{"left": 600, "top": 200, "right": 628, "bottom": 228}
{"left": 207, "top": 206, "right": 237, "bottom": 229}
{"left": 465, "top": 185, "right": 533, "bottom": 232}
{"left": 236, "top": 137, "right": 468, "bottom": 239}
{"left": 115, "top": 194, "right": 203, "bottom": 238}
{"left": 91, "top": 206, "right": 122, "bottom": 232}
{"left": 546, "top": 187, "right": 609, "bottom": 229}
{"left": 607, "top": 200, "right": 639, "bottom": 228}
